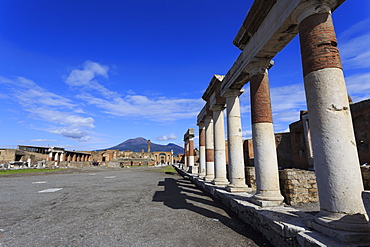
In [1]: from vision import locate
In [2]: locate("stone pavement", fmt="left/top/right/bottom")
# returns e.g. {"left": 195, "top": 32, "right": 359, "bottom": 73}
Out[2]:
{"left": 0, "top": 166, "right": 273, "bottom": 247}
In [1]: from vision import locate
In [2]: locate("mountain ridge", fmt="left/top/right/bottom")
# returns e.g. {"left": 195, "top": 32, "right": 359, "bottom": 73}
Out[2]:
{"left": 99, "top": 137, "right": 184, "bottom": 155}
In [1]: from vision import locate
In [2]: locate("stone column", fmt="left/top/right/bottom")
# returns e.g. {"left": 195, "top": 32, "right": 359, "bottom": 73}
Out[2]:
{"left": 249, "top": 61, "right": 284, "bottom": 206}
{"left": 72, "top": 154, "right": 77, "bottom": 162}
{"left": 204, "top": 116, "right": 215, "bottom": 182}
{"left": 184, "top": 142, "right": 188, "bottom": 169}
{"left": 188, "top": 135, "right": 195, "bottom": 170}
{"left": 54, "top": 152, "right": 59, "bottom": 167}
{"left": 294, "top": 3, "right": 369, "bottom": 236}
{"left": 211, "top": 105, "right": 229, "bottom": 185}
{"left": 48, "top": 152, "right": 53, "bottom": 162}
{"left": 198, "top": 123, "right": 206, "bottom": 177}
{"left": 224, "top": 89, "right": 249, "bottom": 192}
{"left": 67, "top": 154, "right": 71, "bottom": 162}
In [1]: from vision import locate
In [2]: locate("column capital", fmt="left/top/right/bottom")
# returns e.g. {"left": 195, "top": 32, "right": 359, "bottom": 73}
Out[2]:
{"left": 291, "top": 1, "right": 331, "bottom": 24}
{"left": 223, "top": 88, "right": 244, "bottom": 98}
{"left": 211, "top": 104, "right": 225, "bottom": 112}
{"left": 247, "top": 58, "right": 274, "bottom": 77}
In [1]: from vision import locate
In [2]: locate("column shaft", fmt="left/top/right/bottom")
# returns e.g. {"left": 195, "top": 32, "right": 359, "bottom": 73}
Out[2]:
{"left": 250, "top": 69, "right": 283, "bottom": 205}
{"left": 298, "top": 7, "right": 368, "bottom": 233}
{"left": 225, "top": 90, "right": 248, "bottom": 192}
{"left": 204, "top": 116, "right": 215, "bottom": 182}
{"left": 212, "top": 107, "right": 229, "bottom": 185}
{"left": 198, "top": 124, "right": 206, "bottom": 177}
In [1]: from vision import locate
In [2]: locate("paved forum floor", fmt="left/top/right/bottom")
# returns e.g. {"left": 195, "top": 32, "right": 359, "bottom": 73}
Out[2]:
{"left": 0, "top": 166, "right": 274, "bottom": 247}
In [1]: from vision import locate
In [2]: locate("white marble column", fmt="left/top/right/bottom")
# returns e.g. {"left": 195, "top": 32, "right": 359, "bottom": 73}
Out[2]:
{"left": 198, "top": 123, "right": 206, "bottom": 178}
{"left": 211, "top": 105, "right": 229, "bottom": 186}
{"left": 188, "top": 134, "right": 195, "bottom": 173}
{"left": 294, "top": 3, "right": 369, "bottom": 236}
{"left": 224, "top": 89, "right": 249, "bottom": 192}
{"left": 54, "top": 152, "right": 59, "bottom": 167}
{"left": 204, "top": 116, "right": 215, "bottom": 182}
{"left": 249, "top": 61, "right": 284, "bottom": 206}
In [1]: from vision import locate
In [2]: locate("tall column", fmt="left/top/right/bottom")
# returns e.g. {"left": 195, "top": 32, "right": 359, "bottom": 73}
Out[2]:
{"left": 249, "top": 61, "right": 284, "bottom": 206}
{"left": 211, "top": 105, "right": 229, "bottom": 185}
{"left": 294, "top": 3, "right": 369, "bottom": 236}
{"left": 198, "top": 123, "right": 206, "bottom": 178}
{"left": 48, "top": 152, "right": 53, "bottom": 162}
{"left": 188, "top": 136, "right": 194, "bottom": 166}
{"left": 204, "top": 116, "right": 215, "bottom": 182}
{"left": 54, "top": 152, "right": 59, "bottom": 167}
{"left": 224, "top": 89, "right": 249, "bottom": 192}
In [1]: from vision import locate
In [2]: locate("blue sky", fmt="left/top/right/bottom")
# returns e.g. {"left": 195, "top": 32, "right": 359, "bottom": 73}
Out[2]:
{"left": 0, "top": 1, "right": 369, "bottom": 151}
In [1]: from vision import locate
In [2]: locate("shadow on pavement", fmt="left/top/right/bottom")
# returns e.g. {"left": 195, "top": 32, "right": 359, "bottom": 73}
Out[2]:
{"left": 153, "top": 177, "right": 274, "bottom": 247}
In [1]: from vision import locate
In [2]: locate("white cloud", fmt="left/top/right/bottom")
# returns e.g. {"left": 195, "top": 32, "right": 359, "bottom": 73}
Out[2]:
{"left": 65, "top": 61, "right": 204, "bottom": 122}
{"left": 29, "top": 139, "right": 58, "bottom": 142}
{"left": 339, "top": 17, "right": 370, "bottom": 70}
{"left": 0, "top": 76, "right": 95, "bottom": 141}
{"left": 0, "top": 76, "right": 74, "bottom": 108}
{"left": 156, "top": 133, "right": 178, "bottom": 141}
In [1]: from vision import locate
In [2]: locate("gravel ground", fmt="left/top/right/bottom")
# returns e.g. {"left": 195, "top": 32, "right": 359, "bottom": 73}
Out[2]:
{"left": 0, "top": 166, "right": 274, "bottom": 247}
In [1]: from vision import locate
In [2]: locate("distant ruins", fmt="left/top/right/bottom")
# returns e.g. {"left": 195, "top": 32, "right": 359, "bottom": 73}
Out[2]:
{"left": 180, "top": 0, "right": 370, "bottom": 246}
{"left": 0, "top": 140, "right": 181, "bottom": 169}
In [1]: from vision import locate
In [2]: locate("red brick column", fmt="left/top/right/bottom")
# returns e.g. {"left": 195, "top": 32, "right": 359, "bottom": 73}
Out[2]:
{"left": 248, "top": 60, "right": 283, "bottom": 206}
{"left": 198, "top": 123, "right": 206, "bottom": 177}
{"left": 294, "top": 3, "right": 369, "bottom": 238}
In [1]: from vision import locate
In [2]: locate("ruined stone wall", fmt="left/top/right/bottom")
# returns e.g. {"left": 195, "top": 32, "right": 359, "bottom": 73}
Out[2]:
{"left": 361, "top": 166, "right": 370, "bottom": 190}
{"left": 275, "top": 133, "right": 294, "bottom": 168}
{"left": 351, "top": 99, "right": 370, "bottom": 165}
{"left": 289, "top": 121, "right": 309, "bottom": 169}
{"left": 279, "top": 169, "right": 318, "bottom": 205}
{"left": 245, "top": 166, "right": 256, "bottom": 189}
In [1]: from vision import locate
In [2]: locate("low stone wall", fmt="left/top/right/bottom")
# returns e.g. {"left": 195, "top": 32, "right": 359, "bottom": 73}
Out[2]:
{"left": 279, "top": 169, "right": 318, "bottom": 205}
{"left": 245, "top": 166, "right": 256, "bottom": 189}
{"left": 361, "top": 166, "right": 370, "bottom": 190}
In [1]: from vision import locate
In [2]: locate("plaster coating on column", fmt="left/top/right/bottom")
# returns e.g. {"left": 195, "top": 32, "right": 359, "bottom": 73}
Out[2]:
{"left": 249, "top": 63, "right": 283, "bottom": 206}
{"left": 295, "top": 4, "right": 369, "bottom": 235}
{"left": 224, "top": 89, "right": 249, "bottom": 192}
{"left": 211, "top": 105, "right": 229, "bottom": 186}
{"left": 198, "top": 123, "right": 206, "bottom": 177}
{"left": 188, "top": 135, "right": 195, "bottom": 173}
{"left": 204, "top": 116, "right": 215, "bottom": 182}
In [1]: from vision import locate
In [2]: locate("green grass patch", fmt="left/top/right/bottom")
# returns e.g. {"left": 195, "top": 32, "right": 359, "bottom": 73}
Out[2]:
{"left": 157, "top": 166, "right": 177, "bottom": 174}
{"left": 0, "top": 168, "right": 67, "bottom": 175}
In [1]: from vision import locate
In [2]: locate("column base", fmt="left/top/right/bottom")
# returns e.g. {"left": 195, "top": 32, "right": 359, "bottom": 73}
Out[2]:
{"left": 204, "top": 176, "right": 215, "bottom": 182}
{"left": 187, "top": 166, "right": 198, "bottom": 174}
{"left": 249, "top": 190, "right": 284, "bottom": 207}
{"left": 226, "top": 184, "right": 251, "bottom": 193}
{"left": 212, "top": 178, "right": 229, "bottom": 186}
{"left": 307, "top": 211, "right": 370, "bottom": 244}
{"left": 362, "top": 191, "right": 370, "bottom": 228}
{"left": 198, "top": 172, "right": 206, "bottom": 178}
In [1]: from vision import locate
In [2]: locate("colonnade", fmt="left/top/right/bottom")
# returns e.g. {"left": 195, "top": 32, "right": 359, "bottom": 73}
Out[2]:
{"left": 188, "top": 0, "right": 369, "bottom": 243}
{"left": 47, "top": 150, "right": 91, "bottom": 165}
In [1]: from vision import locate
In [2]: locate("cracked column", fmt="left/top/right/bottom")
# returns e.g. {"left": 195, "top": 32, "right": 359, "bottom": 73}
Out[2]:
{"left": 204, "top": 115, "right": 215, "bottom": 182}
{"left": 198, "top": 122, "right": 206, "bottom": 178}
{"left": 249, "top": 60, "right": 284, "bottom": 206}
{"left": 211, "top": 105, "right": 229, "bottom": 186}
{"left": 224, "top": 89, "right": 249, "bottom": 192}
{"left": 294, "top": 2, "right": 369, "bottom": 237}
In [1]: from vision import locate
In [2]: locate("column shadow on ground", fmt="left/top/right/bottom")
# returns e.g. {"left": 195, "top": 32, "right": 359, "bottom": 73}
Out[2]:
{"left": 152, "top": 177, "right": 274, "bottom": 247}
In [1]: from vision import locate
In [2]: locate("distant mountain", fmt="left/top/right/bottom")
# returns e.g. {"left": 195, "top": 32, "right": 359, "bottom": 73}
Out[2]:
{"left": 101, "top": 137, "right": 184, "bottom": 155}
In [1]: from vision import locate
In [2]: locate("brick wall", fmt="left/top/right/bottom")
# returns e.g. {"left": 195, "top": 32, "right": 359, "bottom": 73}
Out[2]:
{"left": 361, "top": 166, "right": 370, "bottom": 190}
{"left": 279, "top": 169, "right": 318, "bottom": 205}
